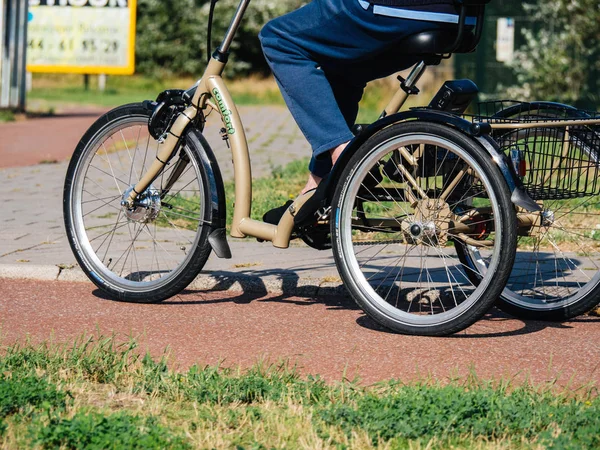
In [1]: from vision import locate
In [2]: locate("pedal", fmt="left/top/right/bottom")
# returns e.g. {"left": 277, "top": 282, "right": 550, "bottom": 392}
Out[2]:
{"left": 315, "top": 206, "right": 331, "bottom": 222}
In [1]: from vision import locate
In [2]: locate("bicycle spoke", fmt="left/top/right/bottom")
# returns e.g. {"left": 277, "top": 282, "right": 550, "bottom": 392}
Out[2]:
{"left": 67, "top": 112, "right": 208, "bottom": 300}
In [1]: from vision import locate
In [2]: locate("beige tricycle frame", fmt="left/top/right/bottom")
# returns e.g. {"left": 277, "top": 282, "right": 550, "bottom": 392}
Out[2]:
{"left": 123, "top": 0, "right": 497, "bottom": 251}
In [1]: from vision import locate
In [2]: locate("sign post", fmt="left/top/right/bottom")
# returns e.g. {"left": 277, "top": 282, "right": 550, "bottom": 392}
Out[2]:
{"left": 0, "top": 0, "right": 28, "bottom": 111}
{"left": 496, "top": 17, "right": 515, "bottom": 64}
{"left": 27, "top": 0, "right": 136, "bottom": 75}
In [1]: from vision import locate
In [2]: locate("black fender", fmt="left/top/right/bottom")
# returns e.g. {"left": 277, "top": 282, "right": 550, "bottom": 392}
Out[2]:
{"left": 322, "top": 109, "right": 540, "bottom": 212}
{"left": 184, "top": 127, "right": 232, "bottom": 258}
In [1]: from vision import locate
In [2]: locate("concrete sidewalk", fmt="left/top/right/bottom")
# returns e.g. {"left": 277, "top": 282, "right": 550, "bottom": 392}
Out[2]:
{"left": 0, "top": 105, "right": 345, "bottom": 296}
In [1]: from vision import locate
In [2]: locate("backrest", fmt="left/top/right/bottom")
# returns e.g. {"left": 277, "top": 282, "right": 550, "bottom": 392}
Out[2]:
{"left": 443, "top": 0, "right": 488, "bottom": 54}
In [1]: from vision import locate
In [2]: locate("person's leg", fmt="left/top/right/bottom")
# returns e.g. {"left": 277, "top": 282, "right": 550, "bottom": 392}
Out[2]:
{"left": 302, "top": 141, "right": 348, "bottom": 194}
{"left": 259, "top": 0, "right": 451, "bottom": 223}
{"left": 259, "top": 1, "right": 357, "bottom": 183}
{"left": 301, "top": 71, "right": 365, "bottom": 193}
{"left": 259, "top": 0, "right": 436, "bottom": 181}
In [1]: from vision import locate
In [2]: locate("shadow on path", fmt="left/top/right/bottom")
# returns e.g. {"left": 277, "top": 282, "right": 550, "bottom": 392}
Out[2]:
{"left": 92, "top": 268, "right": 358, "bottom": 310}
{"left": 92, "top": 267, "right": 600, "bottom": 337}
{"left": 357, "top": 308, "right": 600, "bottom": 338}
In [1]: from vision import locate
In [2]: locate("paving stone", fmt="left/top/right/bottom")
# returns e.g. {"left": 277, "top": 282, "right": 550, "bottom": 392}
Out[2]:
{"left": 0, "top": 264, "right": 59, "bottom": 281}
{"left": 57, "top": 267, "right": 90, "bottom": 283}
{"left": 0, "top": 106, "right": 332, "bottom": 294}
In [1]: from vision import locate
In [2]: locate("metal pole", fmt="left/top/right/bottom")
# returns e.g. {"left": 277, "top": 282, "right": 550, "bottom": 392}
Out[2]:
{"left": 0, "top": 0, "right": 4, "bottom": 76}
{"left": 7, "top": 0, "right": 17, "bottom": 107}
{"left": 1, "top": 0, "right": 11, "bottom": 107}
{"left": 16, "top": 0, "right": 27, "bottom": 111}
{"left": 0, "top": 0, "right": 28, "bottom": 111}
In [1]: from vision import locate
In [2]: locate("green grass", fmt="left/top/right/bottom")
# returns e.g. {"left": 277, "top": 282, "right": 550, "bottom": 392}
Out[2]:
{"left": 26, "top": 73, "right": 429, "bottom": 123}
{"left": 0, "top": 110, "right": 16, "bottom": 123}
{"left": 149, "top": 159, "right": 309, "bottom": 232}
{"left": 28, "top": 74, "right": 176, "bottom": 108}
{"left": 31, "top": 412, "right": 190, "bottom": 450}
{"left": 27, "top": 73, "right": 288, "bottom": 109}
{"left": 156, "top": 193, "right": 203, "bottom": 231}
{"left": 225, "top": 158, "right": 310, "bottom": 227}
{"left": 0, "top": 335, "right": 599, "bottom": 449}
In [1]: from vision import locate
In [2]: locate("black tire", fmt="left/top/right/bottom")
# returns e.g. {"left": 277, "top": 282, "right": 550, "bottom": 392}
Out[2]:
{"left": 64, "top": 103, "right": 213, "bottom": 303}
{"left": 331, "top": 121, "right": 517, "bottom": 336}
{"left": 458, "top": 104, "right": 600, "bottom": 321}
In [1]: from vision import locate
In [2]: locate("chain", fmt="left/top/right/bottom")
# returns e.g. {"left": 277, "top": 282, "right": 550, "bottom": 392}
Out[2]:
{"left": 353, "top": 239, "right": 406, "bottom": 246}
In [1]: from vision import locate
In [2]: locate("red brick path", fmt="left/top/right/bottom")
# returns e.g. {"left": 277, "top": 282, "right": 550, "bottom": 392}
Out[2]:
{"left": 0, "top": 108, "right": 106, "bottom": 168}
{"left": 2, "top": 278, "right": 599, "bottom": 387}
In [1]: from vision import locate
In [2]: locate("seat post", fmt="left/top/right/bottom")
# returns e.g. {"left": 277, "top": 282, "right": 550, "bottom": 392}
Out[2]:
{"left": 404, "top": 61, "right": 427, "bottom": 88}
{"left": 381, "top": 61, "right": 428, "bottom": 118}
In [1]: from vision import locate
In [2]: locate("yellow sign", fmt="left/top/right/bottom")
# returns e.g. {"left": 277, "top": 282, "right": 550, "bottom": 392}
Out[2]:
{"left": 26, "top": 0, "right": 136, "bottom": 75}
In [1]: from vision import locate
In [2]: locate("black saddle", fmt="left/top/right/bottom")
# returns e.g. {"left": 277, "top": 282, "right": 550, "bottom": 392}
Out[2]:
{"left": 397, "top": 28, "right": 478, "bottom": 56}
{"left": 396, "top": 0, "right": 489, "bottom": 58}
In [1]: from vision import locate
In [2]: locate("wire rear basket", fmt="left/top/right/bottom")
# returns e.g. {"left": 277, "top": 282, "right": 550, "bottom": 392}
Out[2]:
{"left": 473, "top": 101, "right": 600, "bottom": 201}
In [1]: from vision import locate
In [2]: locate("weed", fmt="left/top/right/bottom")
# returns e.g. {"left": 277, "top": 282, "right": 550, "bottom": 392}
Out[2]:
{"left": 0, "top": 336, "right": 139, "bottom": 384}
{"left": 1, "top": 335, "right": 599, "bottom": 449}
{"left": 233, "top": 262, "right": 262, "bottom": 268}
{"left": 224, "top": 158, "right": 310, "bottom": 227}
{"left": 320, "top": 276, "right": 342, "bottom": 284}
{"left": 0, "top": 374, "right": 67, "bottom": 418}
{"left": 0, "top": 110, "right": 16, "bottom": 122}
{"left": 30, "top": 411, "right": 190, "bottom": 450}
{"left": 318, "top": 382, "right": 600, "bottom": 448}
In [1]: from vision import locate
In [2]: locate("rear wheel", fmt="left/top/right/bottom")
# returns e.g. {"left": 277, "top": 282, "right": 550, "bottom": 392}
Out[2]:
{"left": 458, "top": 103, "right": 600, "bottom": 320}
{"left": 331, "top": 122, "right": 517, "bottom": 336}
{"left": 64, "top": 103, "right": 213, "bottom": 302}
{"left": 463, "top": 133, "right": 600, "bottom": 320}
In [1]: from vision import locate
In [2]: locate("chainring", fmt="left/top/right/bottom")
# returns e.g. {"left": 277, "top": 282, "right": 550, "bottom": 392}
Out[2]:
{"left": 297, "top": 224, "right": 331, "bottom": 250}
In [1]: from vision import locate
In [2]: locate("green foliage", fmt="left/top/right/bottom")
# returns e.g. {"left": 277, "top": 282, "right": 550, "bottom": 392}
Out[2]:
{"left": 0, "top": 110, "right": 16, "bottom": 123}
{"left": 0, "top": 375, "right": 66, "bottom": 418}
{"left": 137, "top": 354, "right": 332, "bottom": 406}
{"left": 1, "top": 335, "right": 600, "bottom": 448}
{"left": 199, "top": 0, "right": 305, "bottom": 77}
{"left": 0, "top": 336, "right": 139, "bottom": 384}
{"left": 30, "top": 412, "right": 191, "bottom": 450}
{"left": 135, "top": 0, "right": 304, "bottom": 78}
{"left": 319, "top": 382, "right": 600, "bottom": 448}
{"left": 184, "top": 365, "right": 330, "bottom": 405}
{"left": 508, "top": 0, "right": 600, "bottom": 108}
{"left": 224, "top": 158, "right": 309, "bottom": 227}
{"left": 135, "top": 0, "right": 206, "bottom": 78}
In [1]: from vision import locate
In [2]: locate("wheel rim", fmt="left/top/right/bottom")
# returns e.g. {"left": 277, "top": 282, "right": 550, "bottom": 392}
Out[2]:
{"left": 337, "top": 133, "right": 504, "bottom": 327}
{"left": 69, "top": 115, "right": 206, "bottom": 292}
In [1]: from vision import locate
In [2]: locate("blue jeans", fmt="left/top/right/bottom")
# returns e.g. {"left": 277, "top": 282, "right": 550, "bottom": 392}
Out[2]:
{"left": 259, "top": 0, "right": 450, "bottom": 177}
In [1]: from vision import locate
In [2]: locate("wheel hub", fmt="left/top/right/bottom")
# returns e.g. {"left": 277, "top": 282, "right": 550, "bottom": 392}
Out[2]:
{"left": 402, "top": 218, "right": 437, "bottom": 245}
{"left": 403, "top": 199, "right": 452, "bottom": 246}
{"left": 121, "top": 185, "right": 161, "bottom": 223}
{"left": 410, "top": 224, "right": 422, "bottom": 237}
{"left": 541, "top": 210, "right": 555, "bottom": 227}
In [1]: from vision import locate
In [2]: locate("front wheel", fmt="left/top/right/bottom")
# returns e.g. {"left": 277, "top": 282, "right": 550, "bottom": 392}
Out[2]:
{"left": 331, "top": 122, "right": 517, "bottom": 336}
{"left": 64, "top": 103, "right": 213, "bottom": 302}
